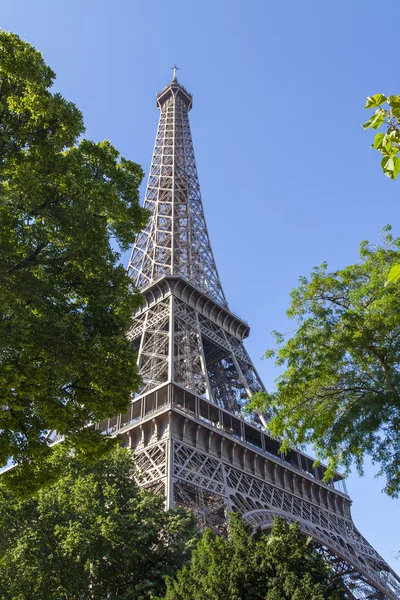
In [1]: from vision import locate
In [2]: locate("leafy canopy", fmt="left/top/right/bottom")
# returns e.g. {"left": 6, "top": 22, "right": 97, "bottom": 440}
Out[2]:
{"left": 249, "top": 229, "right": 400, "bottom": 497}
{"left": 0, "top": 31, "right": 149, "bottom": 487}
{"left": 0, "top": 447, "right": 198, "bottom": 600}
{"left": 164, "top": 512, "right": 346, "bottom": 600}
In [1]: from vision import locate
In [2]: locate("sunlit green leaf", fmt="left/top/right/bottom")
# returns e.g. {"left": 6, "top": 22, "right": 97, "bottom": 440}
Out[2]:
{"left": 372, "top": 132, "right": 384, "bottom": 149}
{"left": 362, "top": 109, "right": 386, "bottom": 130}
{"left": 364, "top": 94, "right": 387, "bottom": 108}
{"left": 381, "top": 155, "right": 395, "bottom": 178}
{"left": 394, "top": 156, "right": 400, "bottom": 179}
{"left": 385, "top": 263, "right": 400, "bottom": 285}
{"left": 388, "top": 94, "right": 400, "bottom": 108}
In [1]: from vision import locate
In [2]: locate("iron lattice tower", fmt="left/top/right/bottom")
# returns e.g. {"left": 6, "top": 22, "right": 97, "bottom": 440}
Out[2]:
{"left": 99, "top": 75, "right": 400, "bottom": 600}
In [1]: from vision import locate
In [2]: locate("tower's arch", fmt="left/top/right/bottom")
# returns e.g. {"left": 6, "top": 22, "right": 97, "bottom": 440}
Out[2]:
{"left": 242, "top": 507, "right": 399, "bottom": 600}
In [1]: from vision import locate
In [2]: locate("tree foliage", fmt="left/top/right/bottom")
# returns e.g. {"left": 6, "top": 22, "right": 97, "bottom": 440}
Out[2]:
{"left": 363, "top": 93, "right": 400, "bottom": 181}
{"left": 363, "top": 92, "right": 400, "bottom": 286}
{"left": 0, "top": 447, "right": 198, "bottom": 600}
{"left": 249, "top": 230, "right": 400, "bottom": 496}
{"left": 164, "top": 513, "right": 346, "bottom": 600}
{"left": 0, "top": 31, "right": 149, "bottom": 485}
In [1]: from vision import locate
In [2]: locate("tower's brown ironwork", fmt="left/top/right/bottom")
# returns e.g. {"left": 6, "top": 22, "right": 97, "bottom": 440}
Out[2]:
{"left": 98, "top": 75, "right": 400, "bottom": 600}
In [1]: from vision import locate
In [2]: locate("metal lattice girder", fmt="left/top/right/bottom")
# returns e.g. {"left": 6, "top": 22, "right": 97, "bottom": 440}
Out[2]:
{"left": 128, "top": 288, "right": 265, "bottom": 411}
{"left": 135, "top": 298, "right": 171, "bottom": 394}
{"left": 174, "top": 480, "right": 228, "bottom": 535}
{"left": 135, "top": 441, "right": 167, "bottom": 486}
{"left": 173, "top": 299, "right": 209, "bottom": 397}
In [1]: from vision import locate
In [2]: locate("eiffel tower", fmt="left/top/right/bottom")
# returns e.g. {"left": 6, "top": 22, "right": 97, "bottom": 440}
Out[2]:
{"left": 98, "top": 72, "right": 400, "bottom": 600}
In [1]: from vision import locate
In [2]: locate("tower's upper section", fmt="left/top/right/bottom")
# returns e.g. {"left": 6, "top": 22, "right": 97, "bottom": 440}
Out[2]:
{"left": 156, "top": 78, "right": 192, "bottom": 111}
{"left": 128, "top": 75, "right": 228, "bottom": 309}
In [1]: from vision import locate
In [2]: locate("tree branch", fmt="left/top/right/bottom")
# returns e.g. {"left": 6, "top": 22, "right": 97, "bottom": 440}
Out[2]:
{"left": 6, "top": 242, "right": 46, "bottom": 274}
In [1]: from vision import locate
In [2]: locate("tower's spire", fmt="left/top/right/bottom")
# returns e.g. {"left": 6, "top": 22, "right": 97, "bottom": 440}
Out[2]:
{"left": 128, "top": 77, "right": 228, "bottom": 308}
{"left": 171, "top": 64, "right": 179, "bottom": 81}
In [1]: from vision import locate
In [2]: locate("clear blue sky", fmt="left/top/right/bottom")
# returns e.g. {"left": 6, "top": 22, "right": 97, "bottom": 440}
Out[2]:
{"left": 2, "top": 0, "right": 399, "bottom": 573}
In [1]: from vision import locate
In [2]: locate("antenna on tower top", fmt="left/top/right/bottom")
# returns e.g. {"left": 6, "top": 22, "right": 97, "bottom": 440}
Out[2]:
{"left": 171, "top": 64, "right": 179, "bottom": 81}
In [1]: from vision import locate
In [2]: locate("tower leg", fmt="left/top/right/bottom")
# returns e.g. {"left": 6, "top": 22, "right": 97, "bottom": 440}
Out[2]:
{"left": 165, "top": 436, "right": 174, "bottom": 510}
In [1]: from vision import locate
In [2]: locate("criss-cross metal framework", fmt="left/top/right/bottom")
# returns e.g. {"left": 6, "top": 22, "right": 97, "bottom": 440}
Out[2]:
{"left": 128, "top": 78, "right": 227, "bottom": 308}
{"left": 106, "top": 75, "right": 400, "bottom": 599}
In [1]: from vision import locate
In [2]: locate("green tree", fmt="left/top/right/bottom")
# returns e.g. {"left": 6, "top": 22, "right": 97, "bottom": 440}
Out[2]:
{"left": 249, "top": 229, "right": 400, "bottom": 497}
{"left": 164, "top": 513, "right": 346, "bottom": 600}
{"left": 0, "top": 30, "right": 149, "bottom": 487}
{"left": 0, "top": 447, "right": 198, "bottom": 600}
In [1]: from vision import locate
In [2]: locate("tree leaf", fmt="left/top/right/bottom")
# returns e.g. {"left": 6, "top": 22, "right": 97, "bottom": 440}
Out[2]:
{"left": 362, "top": 109, "right": 386, "bottom": 130}
{"left": 372, "top": 133, "right": 384, "bottom": 149}
{"left": 381, "top": 155, "right": 396, "bottom": 178}
{"left": 364, "top": 94, "right": 387, "bottom": 108}
{"left": 394, "top": 156, "right": 400, "bottom": 180}
{"left": 388, "top": 94, "right": 400, "bottom": 108}
{"left": 385, "top": 263, "right": 400, "bottom": 285}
